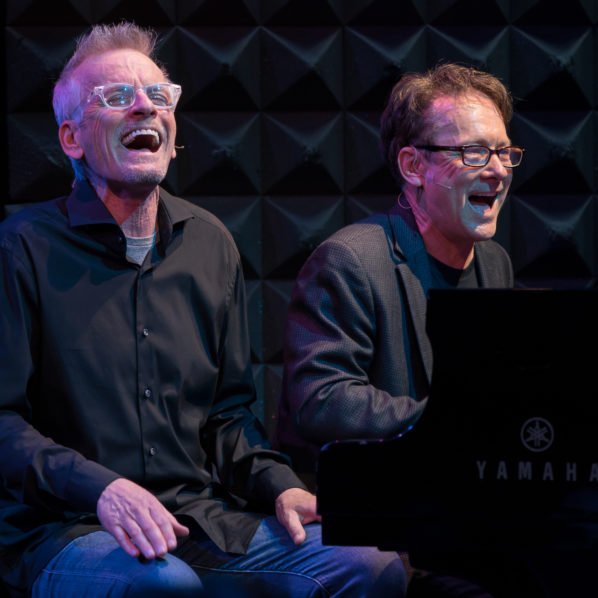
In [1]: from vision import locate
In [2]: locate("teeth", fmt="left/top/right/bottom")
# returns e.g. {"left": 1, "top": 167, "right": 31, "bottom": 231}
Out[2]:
{"left": 121, "top": 129, "right": 160, "bottom": 146}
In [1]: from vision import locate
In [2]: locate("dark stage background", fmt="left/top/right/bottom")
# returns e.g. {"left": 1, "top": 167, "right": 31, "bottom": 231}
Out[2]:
{"left": 3, "top": 0, "right": 598, "bottom": 438}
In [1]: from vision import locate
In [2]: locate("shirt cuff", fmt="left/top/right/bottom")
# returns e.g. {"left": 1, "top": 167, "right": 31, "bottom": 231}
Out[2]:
{"left": 65, "top": 459, "right": 122, "bottom": 513}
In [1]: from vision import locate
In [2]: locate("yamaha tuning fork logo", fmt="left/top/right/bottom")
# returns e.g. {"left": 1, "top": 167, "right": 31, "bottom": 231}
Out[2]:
{"left": 475, "top": 416, "right": 598, "bottom": 483}
{"left": 520, "top": 417, "right": 554, "bottom": 452}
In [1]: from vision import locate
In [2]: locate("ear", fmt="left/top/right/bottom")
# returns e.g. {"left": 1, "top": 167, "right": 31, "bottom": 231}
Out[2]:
{"left": 58, "top": 120, "right": 84, "bottom": 160}
{"left": 397, "top": 146, "right": 423, "bottom": 188}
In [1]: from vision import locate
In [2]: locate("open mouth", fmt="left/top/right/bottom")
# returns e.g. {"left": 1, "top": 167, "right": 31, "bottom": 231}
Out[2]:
{"left": 121, "top": 128, "right": 161, "bottom": 152}
{"left": 468, "top": 194, "right": 497, "bottom": 209}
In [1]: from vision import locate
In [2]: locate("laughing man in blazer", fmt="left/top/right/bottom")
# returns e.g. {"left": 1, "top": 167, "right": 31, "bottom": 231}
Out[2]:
{"left": 276, "top": 63, "right": 521, "bottom": 477}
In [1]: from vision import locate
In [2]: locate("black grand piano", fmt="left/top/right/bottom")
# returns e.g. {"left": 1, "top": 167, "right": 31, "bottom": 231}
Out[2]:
{"left": 317, "top": 289, "right": 598, "bottom": 556}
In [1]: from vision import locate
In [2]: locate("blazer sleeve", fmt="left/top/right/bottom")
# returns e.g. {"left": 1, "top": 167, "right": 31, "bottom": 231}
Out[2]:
{"left": 281, "top": 237, "right": 425, "bottom": 447}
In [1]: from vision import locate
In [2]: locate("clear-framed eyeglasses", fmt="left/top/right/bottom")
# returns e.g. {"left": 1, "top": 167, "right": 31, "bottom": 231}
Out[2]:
{"left": 87, "top": 82, "right": 182, "bottom": 111}
{"left": 414, "top": 145, "right": 525, "bottom": 168}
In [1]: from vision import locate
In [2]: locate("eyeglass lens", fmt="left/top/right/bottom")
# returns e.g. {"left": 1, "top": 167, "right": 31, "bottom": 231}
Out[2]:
{"left": 102, "top": 84, "right": 178, "bottom": 108}
{"left": 463, "top": 146, "right": 523, "bottom": 167}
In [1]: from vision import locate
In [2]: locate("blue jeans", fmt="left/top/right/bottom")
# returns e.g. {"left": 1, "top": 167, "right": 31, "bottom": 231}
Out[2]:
{"left": 32, "top": 517, "right": 406, "bottom": 597}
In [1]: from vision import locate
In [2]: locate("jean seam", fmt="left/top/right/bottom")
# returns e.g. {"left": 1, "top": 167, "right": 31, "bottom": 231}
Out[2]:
{"left": 39, "top": 569, "right": 132, "bottom": 584}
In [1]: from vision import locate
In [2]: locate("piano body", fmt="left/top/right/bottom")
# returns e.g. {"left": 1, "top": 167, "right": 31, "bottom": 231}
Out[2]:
{"left": 317, "top": 289, "right": 598, "bottom": 553}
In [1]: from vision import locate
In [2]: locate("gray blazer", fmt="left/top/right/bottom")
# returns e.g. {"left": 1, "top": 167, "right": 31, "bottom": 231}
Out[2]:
{"left": 276, "top": 203, "right": 514, "bottom": 473}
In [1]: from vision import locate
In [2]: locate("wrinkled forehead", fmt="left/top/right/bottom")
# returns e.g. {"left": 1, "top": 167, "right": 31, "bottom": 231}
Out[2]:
{"left": 72, "top": 49, "right": 167, "bottom": 93}
{"left": 422, "top": 92, "right": 507, "bottom": 142}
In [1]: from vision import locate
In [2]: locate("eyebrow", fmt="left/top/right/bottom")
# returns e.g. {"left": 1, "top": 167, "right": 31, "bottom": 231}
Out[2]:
{"left": 458, "top": 138, "right": 512, "bottom": 147}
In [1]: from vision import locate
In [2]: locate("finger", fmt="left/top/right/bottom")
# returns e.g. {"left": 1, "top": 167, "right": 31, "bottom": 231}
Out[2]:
{"left": 283, "top": 510, "right": 307, "bottom": 545}
{"left": 134, "top": 511, "right": 173, "bottom": 557}
{"left": 110, "top": 524, "right": 141, "bottom": 558}
{"left": 150, "top": 509, "right": 186, "bottom": 552}
{"left": 299, "top": 509, "right": 321, "bottom": 525}
{"left": 169, "top": 514, "right": 190, "bottom": 537}
{"left": 100, "top": 509, "right": 161, "bottom": 559}
{"left": 123, "top": 515, "right": 163, "bottom": 560}
{"left": 173, "top": 521, "right": 190, "bottom": 536}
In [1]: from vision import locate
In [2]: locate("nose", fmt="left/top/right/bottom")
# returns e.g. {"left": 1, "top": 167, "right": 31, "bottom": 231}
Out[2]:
{"left": 129, "top": 88, "right": 157, "bottom": 116}
{"left": 484, "top": 152, "right": 510, "bottom": 180}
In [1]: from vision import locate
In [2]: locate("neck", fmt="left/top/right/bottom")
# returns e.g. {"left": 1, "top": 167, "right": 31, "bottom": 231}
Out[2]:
{"left": 90, "top": 178, "right": 160, "bottom": 237}
{"left": 424, "top": 236, "right": 474, "bottom": 269}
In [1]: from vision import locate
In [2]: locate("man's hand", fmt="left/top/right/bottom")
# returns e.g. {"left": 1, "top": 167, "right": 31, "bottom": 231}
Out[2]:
{"left": 275, "top": 487, "right": 321, "bottom": 545}
{"left": 97, "top": 478, "right": 189, "bottom": 560}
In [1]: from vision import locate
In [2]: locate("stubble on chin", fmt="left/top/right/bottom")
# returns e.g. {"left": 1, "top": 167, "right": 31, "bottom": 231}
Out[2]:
{"left": 123, "top": 166, "right": 168, "bottom": 187}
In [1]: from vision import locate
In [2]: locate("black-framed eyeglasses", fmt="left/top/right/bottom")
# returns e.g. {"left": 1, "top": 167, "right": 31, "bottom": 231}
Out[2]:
{"left": 414, "top": 145, "right": 525, "bottom": 168}
{"left": 86, "top": 82, "right": 182, "bottom": 111}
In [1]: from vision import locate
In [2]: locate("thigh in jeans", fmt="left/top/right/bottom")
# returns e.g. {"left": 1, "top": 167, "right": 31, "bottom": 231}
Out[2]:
{"left": 174, "top": 516, "right": 406, "bottom": 598}
{"left": 32, "top": 531, "right": 204, "bottom": 598}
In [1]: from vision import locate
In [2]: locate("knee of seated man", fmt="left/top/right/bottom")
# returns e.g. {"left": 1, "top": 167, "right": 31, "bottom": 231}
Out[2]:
{"left": 330, "top": 546, "right": 407, "bottom": 598}
{"left": 126, "top": 554, "right": 205, "bottom": 598}
{"left": 358, "top": 547, "right": 407, "bottom": 596}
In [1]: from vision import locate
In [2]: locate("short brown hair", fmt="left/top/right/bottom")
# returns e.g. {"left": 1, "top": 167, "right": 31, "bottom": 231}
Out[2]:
{"left": 380, "top": 63, "right": 513, "bottom": 187}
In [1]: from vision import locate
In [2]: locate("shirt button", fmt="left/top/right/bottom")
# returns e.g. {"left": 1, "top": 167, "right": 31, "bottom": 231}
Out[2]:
{"left": 142, "top": 328, "right": 149, "bottom": 337}
{"left": 144, "top": 388, "right": 152, "bottom": 399}
{"left": 148, "top": 447, "right": 157, "bottom": 456}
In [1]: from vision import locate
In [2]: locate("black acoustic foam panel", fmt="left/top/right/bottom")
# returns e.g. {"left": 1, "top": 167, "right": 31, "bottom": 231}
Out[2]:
{"left": 4, "top": 0, "right": 598, "bottom": 435}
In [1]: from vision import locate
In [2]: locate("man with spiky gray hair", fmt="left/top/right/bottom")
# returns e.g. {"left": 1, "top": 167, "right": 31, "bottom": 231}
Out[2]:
{"left": 0, "top": 22, "right": 406, "bottom": 598}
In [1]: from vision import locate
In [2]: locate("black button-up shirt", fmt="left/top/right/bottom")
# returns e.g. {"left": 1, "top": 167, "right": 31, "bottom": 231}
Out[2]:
{"left": 0, "top": 181, "right": 303, "bottom": 595}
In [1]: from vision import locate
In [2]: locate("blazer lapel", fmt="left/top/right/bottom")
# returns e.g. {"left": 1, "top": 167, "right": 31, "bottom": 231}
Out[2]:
{"left": 386, "top": 204, "right": 434, "bottom": 387}
{"left": 384, "top": 203, "right": 511, "bottom": 389}
{"left": 474, "top": 241, "right": 508, "bottom": 287}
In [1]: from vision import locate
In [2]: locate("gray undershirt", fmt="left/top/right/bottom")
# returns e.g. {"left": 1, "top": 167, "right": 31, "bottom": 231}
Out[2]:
{"left": 125, "top": 231, "right": 156, "bottom": 265}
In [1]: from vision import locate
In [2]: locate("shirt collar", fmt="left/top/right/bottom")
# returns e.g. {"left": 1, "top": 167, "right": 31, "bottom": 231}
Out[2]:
{"left": 65, "top": 179, "right": 194, "bottom": 233}
{"left": 65, "top": 179, "right": 116, "bottom": 228}
{"left": 157, "top": 186, "right": 195, "bottom": 227}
